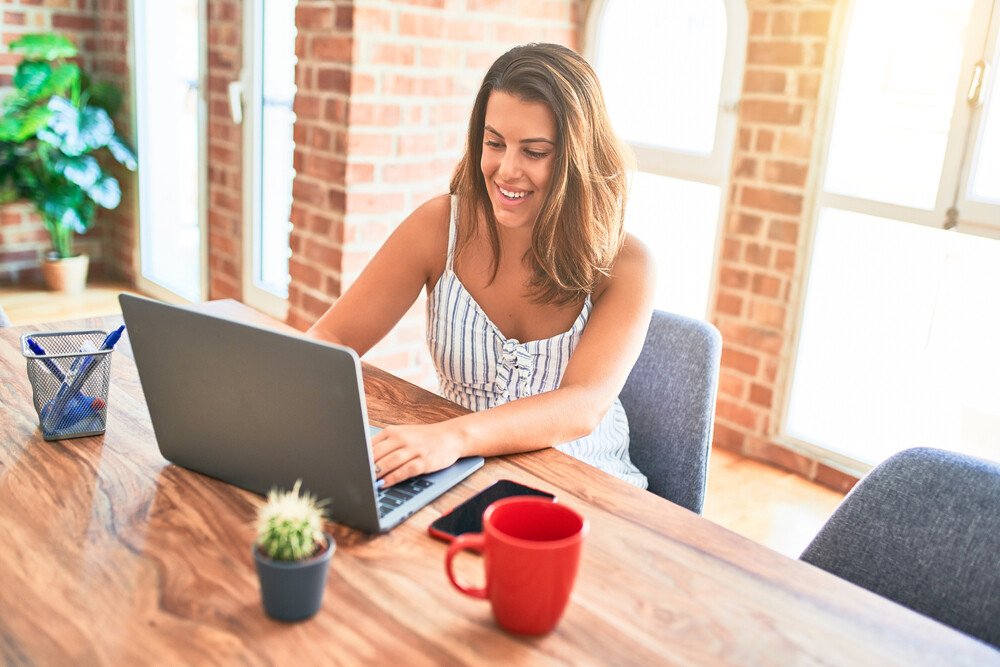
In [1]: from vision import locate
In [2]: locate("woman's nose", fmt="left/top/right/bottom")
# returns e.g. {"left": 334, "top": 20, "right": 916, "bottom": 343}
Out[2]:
{"left": 498, "top": 150, "right": 522, "bottom": 181}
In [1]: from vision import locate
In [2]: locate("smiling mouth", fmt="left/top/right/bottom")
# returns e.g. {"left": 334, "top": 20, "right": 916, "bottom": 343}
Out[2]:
{"left": 496, "top": 183, "right": 531, "bottom": 203}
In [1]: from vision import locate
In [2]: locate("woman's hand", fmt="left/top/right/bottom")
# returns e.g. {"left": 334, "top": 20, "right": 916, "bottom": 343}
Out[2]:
{"left": 371, "top": 421, "right": 466, "bottom": 488}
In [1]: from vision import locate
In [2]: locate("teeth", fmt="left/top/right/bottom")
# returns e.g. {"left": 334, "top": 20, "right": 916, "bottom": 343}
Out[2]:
{"left": 499, "top": 186, "right": 527, "bottom": 199}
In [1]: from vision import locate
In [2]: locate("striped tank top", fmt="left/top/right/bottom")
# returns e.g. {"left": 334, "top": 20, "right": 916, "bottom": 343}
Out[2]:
{"left": 426, "top": 197, "right": 648, "bottom": 489}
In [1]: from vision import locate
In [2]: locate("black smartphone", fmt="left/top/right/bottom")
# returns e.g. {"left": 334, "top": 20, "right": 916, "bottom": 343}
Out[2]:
{"left": 428, "top": 479, "right": 556, "bottom": 542}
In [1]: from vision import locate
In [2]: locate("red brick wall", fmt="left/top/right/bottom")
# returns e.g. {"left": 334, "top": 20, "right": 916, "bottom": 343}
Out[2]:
{"left": 710, "top": 1, "right": 856, "bottom": 491}
{"left": 287, "top": 0, "right": 583, "bottom": 387}
{"left": 206, "top": 0, "right": 243, "bottom": 299}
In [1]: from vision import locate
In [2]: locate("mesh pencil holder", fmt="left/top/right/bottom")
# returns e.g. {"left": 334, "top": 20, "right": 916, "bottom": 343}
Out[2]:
{"left": 21, "top": 330, "right": 114, "bottom": 441}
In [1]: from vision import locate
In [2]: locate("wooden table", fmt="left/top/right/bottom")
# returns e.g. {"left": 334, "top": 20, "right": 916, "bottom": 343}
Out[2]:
{"left": 1, "top": 301, "right": 997, "bottom": 665}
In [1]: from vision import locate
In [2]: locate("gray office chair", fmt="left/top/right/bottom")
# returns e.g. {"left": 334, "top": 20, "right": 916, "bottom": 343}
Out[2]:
{"left": 619, "top": 310, "right": 722, "bottom": 514}
{"left": 800, "top": 447, "right": 1000, "bottom": 649}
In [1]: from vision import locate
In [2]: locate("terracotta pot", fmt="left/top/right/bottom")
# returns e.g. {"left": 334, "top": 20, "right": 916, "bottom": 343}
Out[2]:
{"left": 41, "top": 254, "right": 89, "bottom": 293}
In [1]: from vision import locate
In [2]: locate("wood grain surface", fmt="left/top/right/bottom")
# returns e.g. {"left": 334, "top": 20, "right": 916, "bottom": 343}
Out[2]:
{"left": 1, "top": 301, "right": 997, "bottom": 666}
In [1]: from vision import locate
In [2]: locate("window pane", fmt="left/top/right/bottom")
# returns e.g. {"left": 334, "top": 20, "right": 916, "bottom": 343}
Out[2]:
{"left": 625, "top": 172, "right": 720, "bottom": 318}
{"left": 256, "top": 0, "right": 297, "bottom": 297}
{"left": 823, "top": 0, "right": 974, "bottom": 209}
{"left": 787, "top": 208, "right": 1000, "bottom": 465}
{"left": 594, "top": 0, "right": 726, "bottom": 154}
{"left": 136, "top": 0, "right": 201, "bottom": 301}
{"left": 969, "top": 39, "right": 1000, "bottom": 203}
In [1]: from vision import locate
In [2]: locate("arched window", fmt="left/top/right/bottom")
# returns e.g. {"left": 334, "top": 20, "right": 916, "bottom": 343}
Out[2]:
{"left": 586, "top": 0, "right": 747, "bottom": 318}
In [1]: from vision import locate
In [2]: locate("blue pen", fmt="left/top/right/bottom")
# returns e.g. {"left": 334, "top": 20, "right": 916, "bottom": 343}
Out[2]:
{"left": 26, "top": 338, "right": 66, "bottom": 382}
{"left": 45, "top": 325, "right": 126, "bottom": 432}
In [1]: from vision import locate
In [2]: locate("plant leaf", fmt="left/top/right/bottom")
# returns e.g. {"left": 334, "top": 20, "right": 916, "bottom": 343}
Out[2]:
{"left": 55, "top": 154, "right": 101, "bottom": 190}
{"left": 107, "top": 135, "right": 137, "bottom": 170}
{"left": 0, "top": 106, "right": 54, "bottom": 142}
{"left": 9, "top": 34, "right": 78, "bottom": 62}
{"left": 13, "top": 61, "right": 52, "bottom": 98}
{"left": 38, "top": 96, "right": 114, "bottom": 156}
{"left": 42, "top": 63, "right": 81, "bottom": 99}
{"left": 85, "top": 81, "right": 122, "bottom": 115}
{"left": 87, "top": 174, "right": 120, "bottom": 209}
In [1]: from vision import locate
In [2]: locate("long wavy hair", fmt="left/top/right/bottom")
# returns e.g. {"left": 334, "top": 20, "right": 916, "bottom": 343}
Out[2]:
{"left": 449, "top": 43, "right": 633, "bottom": 306}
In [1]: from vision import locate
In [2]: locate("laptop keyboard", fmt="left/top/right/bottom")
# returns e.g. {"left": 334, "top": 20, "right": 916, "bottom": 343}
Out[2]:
{"left": 378, "top": 478, "right": 434, "bottom": 517}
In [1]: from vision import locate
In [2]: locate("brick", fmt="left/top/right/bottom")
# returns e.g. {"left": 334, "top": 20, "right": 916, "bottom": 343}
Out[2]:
{"left": 749, "top": 383, "right": 773, "bottom": 408}
{"left": 749, "top": 300, "right": 786, "bottom": 329}
{"left": 370, "top": 43, "right": 416, "bottom": 66}
{"left": 346, "top": 163, "right": 375, "bottom": 185}
{"left": 297, "top": 5, "right": 333, "bottom": 30}
{"left": 777, "top": 131, "right": 812, "bottom": 158}
{"left": 349, "top": 103, "right": 401, "bottom": 126}
{"left": 444, "top": 20, "right": 486, "bottom": 42}
{"left": 345, "top": 192, "right": 406, "bottom": 215}
{"left": 773, "top": 11, "right": 797, "bottom": 35}
{"left": 751, "top": 273, "right": 782, "bottom": 298}
{"left": 733, "top": 213, "right": 762, "bottom": 236}
{"left": 354, "top": 6, "right": 390, "bottom": 32}
{"left": 756, "top": 129, "right": 775, "bottom": 152}
{"left": 720, "top": 267, "right": 749, "bottom": 289}
{"left": 741, "top": 100, "right": 802, "bottom": 126}
{"left": 317, "top": 68, "right": 350, "bottom": 94}
{"left": 768, "top": 220, "right": 799, "bottom": 245}
{"left": 814, "top": 464, "right": 859, "bottom": 495}
{"left": 347, "top": 132, "right": 394, "bottom": 157}
{"left": 718, "top": 322, "right": 784, "bottom": 355}
{"left": 744, "top": 242, "right": 772, "bottom": 268}
{"left": 716, "top": 398, "right": 760, "bottom": 430}
{"left": 399, "top": 13, "right": 444, "bottom": 38}
{"left": 335, "top": 5, "right": 353, "bottom": 30}
{"left": 797, "top": 72, "right": 821, "bottom": 100}
{"left": 735, "top": 157, "right": 757, "bottom": 178}
{"left": 303, "top": 154, "right": 346, "bottom": 181}
{"left": 716, "top": 291, "right": 743, "bottom": 316}
{"left": 775, "top": 248, "right": 796, "bottom": 273}
{"left": 747, "top": 41, "right": 804, "bottom": 67}
{"left": 742, "top": 186, "right": 803, "bottom": 215}
{"left": 312, "top": 36, "right": 352, "bottom": 63}
{"left": 719, "top": 371, "right": 747, "bottom": 399}
{"left": 743, "top": 69, "right": 786, "bottom": 94}
{"left": 722, "top": 238, "right": 741, "bottom": 261}
{"left": 4, "top": 11, "right": 26, "bottom": 25}
{"left": 712, "top": 423, "right": 746, "bottom": 452}
{"left": 398, "top": 134, "right": 438, "bottom": 155}
{"left": 749, "top": 11, "right": 767, "bottom": 36}
{"left": 739, "top": 128, "right": 752, "bottom": 150}
{"left": 801, "top": 10, "right": 832, "bottom": 36}
{"left": 744, "top": 439, "right": 816, "bottom": 477}
{"left": 764, "top": 160, "right": 808, "bottom": 187}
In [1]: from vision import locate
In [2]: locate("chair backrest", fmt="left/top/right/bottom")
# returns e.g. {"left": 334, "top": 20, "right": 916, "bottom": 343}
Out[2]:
{"left": 619, "top": 310, "right": 722, "bottom": 514}
{"left": 800, "top": 447, "right": 1000, "bottom": 649}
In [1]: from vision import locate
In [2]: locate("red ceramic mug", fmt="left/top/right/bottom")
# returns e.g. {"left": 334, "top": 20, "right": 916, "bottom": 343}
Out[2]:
{"left": 445, "top": 496, "right": 589, "bottom": 635}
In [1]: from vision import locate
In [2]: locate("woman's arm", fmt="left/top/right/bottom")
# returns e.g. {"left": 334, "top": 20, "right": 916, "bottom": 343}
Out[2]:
{"left": 373, "top": 234, "right": 656, "bottom": 486}
{"left": 306, "top": 195, "right": 450, "bottom": 353}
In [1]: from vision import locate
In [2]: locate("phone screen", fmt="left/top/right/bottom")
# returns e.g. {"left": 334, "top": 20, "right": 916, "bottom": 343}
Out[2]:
{"left": 429, "top": 479, "right": 555, "bottom": 540}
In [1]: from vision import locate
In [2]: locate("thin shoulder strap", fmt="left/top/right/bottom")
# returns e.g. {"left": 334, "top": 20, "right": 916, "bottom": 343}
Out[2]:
{"left": 447, "top": 194, "right": 459, "bottom": 271}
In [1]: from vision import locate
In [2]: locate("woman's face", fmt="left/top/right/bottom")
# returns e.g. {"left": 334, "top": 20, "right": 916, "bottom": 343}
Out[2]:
{"left": 480, "top": 91, "right": 558, "bottom": 231}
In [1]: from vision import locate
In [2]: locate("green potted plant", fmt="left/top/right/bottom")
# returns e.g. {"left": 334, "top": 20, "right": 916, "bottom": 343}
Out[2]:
{"left": 254, "top": 479, "right": 336, "bottom": 622}
{"left": 0, "top": 33, "right": 136, "bottom": 292}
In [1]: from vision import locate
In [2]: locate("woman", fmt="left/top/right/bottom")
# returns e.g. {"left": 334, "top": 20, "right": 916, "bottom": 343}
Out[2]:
{"left": 308, "top": 43, "right": 655, "bottom": 489}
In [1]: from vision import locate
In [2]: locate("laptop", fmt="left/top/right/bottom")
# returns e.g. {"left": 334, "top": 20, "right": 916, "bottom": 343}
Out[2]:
{"left": 119, "top": 294, "right": 483, "bottom": 533}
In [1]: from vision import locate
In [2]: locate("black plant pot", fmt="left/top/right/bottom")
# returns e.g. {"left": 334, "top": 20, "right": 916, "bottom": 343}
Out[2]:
{"left": 253, "top": 533, "right": 335, "bottom": 622}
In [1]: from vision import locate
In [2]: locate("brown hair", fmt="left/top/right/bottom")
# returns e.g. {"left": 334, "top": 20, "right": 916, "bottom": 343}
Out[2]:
{"left": 449, "top": 43, "right": 633, "bottom": 306}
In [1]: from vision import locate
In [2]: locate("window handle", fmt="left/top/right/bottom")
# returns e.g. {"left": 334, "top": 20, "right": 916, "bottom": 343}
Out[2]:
{"left": 228, "top": 81, "right": 243, "bottom": 124}
{"left": 967, "top": 60, "right": 987, "bottom": 107}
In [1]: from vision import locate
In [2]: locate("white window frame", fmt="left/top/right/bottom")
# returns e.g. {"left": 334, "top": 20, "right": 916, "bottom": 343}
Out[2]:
{"left": 582, "top": 0, "right": 748, "bottom": 318}
{"left": 780, "top": 0, "right": 1000, "bottom": 476}
{"left": 239, "top": 0, "right": 292, "bottom": 321}
{"left": 128, "top": 0, "right": 209, "bottom": 304}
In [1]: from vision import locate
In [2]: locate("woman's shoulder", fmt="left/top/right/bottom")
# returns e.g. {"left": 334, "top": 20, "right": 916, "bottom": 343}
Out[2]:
{"left": 593, "top": 233, "right": 655, "bottom": 301}
{"left": 394, "top": 193, "right": 453, "bottom": 284}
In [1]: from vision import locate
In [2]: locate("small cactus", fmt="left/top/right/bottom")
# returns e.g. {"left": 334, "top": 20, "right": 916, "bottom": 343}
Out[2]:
{"left": 256, "top": 480, "right": 329, "bottom": 561}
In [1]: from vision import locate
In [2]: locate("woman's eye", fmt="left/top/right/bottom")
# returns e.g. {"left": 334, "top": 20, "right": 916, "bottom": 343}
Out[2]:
{"left": 525, "top": 149, "right": 549, "bottom": 160}
{"left": 484, "top": 140, "right": 503, "bottom": 149}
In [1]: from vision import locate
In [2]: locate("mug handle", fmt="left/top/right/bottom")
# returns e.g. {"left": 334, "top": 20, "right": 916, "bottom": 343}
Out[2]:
{"left": 445, "top": 533, "right": 487, "bottom": 599}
